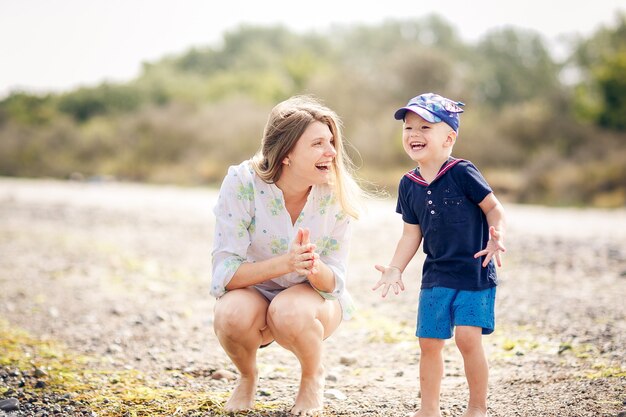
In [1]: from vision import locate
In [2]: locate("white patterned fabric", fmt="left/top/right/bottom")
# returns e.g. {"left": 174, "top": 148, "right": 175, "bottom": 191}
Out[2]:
{"left": 211, "top": 160, "right": 355, "bottom": 319}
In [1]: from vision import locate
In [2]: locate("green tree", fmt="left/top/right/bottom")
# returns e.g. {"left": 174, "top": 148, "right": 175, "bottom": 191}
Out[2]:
{"left": 57, "top": 83, "right": 148, "bottom": 122}
{"left": 571, "top": 13, "right": 626, "bottom": 130}
{"left": 473, "top": 28, "right": 560, "bottom": 106}
{"left": 0, "top": 92, "right": 57, "bottom": 125}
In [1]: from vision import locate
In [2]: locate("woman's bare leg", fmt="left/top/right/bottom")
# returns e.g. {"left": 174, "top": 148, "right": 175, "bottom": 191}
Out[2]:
{"left": 213, "top": 288, "right": 273, "bottom": 411}
{"left": 266, "top": 283, "right": 342, "bottom": 416}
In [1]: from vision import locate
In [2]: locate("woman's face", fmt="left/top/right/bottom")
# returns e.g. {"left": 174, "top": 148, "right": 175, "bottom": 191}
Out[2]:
{"left": 285, "top": 120, "right": 337, "bottom": 186}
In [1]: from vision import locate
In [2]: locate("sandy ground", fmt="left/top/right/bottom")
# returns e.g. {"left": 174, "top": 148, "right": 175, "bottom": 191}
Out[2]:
{"left": 0, "top": 177, "right": 625, "bottom": 417}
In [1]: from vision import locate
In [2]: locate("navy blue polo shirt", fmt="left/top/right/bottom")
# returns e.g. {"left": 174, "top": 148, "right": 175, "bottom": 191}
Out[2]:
{"left": 396, "top": 158, "right": 497, "bottom": 291}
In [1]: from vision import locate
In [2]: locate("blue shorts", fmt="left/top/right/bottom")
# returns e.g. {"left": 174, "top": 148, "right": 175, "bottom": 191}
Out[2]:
{"left": 417, "top": 286, "right": 496, "bottom": 339}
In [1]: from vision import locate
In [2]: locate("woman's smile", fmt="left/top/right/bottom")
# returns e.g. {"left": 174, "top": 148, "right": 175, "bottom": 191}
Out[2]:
{"left": 315, "top": 161, "right": 332, "bottom": 172}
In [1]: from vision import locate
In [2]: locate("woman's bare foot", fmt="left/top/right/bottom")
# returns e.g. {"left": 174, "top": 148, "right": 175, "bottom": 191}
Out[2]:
{"left": 290, "top": 369, "right": 324, "bottom": 416}
{"left": 224, "top": 374, "right": 257, "bottom": 412}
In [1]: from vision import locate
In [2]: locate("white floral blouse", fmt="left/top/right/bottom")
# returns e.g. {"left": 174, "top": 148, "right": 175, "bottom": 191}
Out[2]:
{"left": 211, "top": 160, "right": 355, "bottom": 320}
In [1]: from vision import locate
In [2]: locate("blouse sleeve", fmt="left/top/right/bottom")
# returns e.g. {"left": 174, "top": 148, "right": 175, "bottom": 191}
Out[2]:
{"left": 314, "top": 210, "right": 352, "bottom": 301}
{"left": 210, "top": 165, "right": 255, "bottom": 298}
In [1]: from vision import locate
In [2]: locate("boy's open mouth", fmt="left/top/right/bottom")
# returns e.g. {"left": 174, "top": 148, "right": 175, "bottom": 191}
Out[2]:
{"left": 410, "top": 141, "right": 426, "bottom": 150}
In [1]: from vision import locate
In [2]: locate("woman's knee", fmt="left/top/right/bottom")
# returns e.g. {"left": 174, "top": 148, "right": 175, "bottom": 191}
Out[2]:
{"left": 214, "top": 303, "right": 244, "bottom": 332}
{"left": 213, "top": 291, "right": 267, "bottom": 335}
{"left": 267, "top": 297, "right": 312, "bottom": 335}
{"left": 267, "top": 284, "right": 342, "bottom": 341}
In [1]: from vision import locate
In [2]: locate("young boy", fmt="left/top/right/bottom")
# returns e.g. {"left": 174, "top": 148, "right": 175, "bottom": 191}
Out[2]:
{"left": 373, "top": 93, "right": 506, "bottom": 417}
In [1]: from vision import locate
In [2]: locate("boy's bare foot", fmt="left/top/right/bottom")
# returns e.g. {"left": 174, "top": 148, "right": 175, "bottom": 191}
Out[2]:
{"left": 224, "top": 375, "right": 257, "bottom": 412}
{"left": 460, "top": 405, "right": 488, "bottom": 417}
{"left": 290, "top": 370, "right": 324, "bottom": 416}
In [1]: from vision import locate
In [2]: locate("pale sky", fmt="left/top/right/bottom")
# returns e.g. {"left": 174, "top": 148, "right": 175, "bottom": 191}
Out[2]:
{"left": 1, "top": 0, "right": 625, "bottom": 97}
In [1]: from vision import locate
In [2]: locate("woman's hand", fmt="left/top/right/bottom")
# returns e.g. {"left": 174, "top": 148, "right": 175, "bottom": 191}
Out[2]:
{"left": 372, "top": 265, "right": 405, "bottom": 298}
{"left": 474, "top": 226, "right": 506, "bottom": 267}
{"left": 289, "top": 228, "right": 319, "bottom": 276}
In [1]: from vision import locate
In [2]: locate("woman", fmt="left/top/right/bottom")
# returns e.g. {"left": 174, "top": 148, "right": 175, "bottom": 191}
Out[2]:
{"left": 211, "top": 95, "right": 364, "bottom": 415}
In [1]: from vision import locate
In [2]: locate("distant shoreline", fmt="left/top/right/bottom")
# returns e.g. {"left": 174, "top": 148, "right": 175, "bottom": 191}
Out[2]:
{"left": 2, "top": 176, "right": 625, "bottom": 242}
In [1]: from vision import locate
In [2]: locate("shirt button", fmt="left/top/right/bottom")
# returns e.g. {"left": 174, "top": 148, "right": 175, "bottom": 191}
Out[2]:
{"left": 430, "top": 210, "right": 435, "bottom": 214}
{"left": 427, "top": 190, "right": 432, "bottom": 195}
{"left": 428, "top": 200, "right": 433, "bottom": 204}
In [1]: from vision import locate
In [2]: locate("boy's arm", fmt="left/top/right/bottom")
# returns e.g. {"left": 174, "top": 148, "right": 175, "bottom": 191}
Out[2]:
{"left": 373, "top": 222, "right": 422, "bottom": 297}
{"left": 388, "top": 222, "right": 423, "bottom": 271}
{"left": 475, "top": 192, "right": 507, "bottom": 267}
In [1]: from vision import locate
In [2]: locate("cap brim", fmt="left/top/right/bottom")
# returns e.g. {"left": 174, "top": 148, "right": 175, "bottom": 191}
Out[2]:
{"left": 394, "top": 105, "right": 439, "bottom": 123}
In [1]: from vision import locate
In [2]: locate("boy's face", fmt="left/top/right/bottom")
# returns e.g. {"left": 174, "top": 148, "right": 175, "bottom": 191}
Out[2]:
{"left": 402, "top": 111, "right": 456, "bottom": 163}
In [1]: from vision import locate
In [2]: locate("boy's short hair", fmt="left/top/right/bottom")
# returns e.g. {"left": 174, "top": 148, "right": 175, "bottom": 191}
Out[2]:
{"left": 394, "top": 93, "right": 465, "bottom": 132}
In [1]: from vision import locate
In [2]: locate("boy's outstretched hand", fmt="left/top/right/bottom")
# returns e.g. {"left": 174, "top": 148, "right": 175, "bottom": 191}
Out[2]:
{"left": 372, "top": 265, "right": 405, "bottom": 298}
{"left": 474, "top": 226, "right": 506, "bottom": 267}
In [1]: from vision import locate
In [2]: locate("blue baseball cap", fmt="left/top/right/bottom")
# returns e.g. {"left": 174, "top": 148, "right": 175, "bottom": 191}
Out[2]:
{"left": 394, "top": 93, "right": 465, "bottom": 132}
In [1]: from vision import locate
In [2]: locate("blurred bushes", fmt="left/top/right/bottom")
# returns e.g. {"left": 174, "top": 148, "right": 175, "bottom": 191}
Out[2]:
{"left": 571, "top": 13, "right": 626, "bottom": 132}
{"left": 1, "top": 14, "right": 625, "bottom": 207}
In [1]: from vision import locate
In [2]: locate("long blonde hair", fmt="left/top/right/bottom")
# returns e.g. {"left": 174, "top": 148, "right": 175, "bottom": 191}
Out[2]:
{"left": 251, "top": 95, "right": 364, "bottom": 219}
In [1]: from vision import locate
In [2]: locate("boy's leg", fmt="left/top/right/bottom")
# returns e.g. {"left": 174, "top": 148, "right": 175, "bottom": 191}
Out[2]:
{"left": 414, "top": 337, "right": 445, "bottom": 417}
{"left": 413, "top": 287, "right": 455, "bottom": 417}
{"left": 452, "top": 287, "right": 495, "bottom": 417}
{"left": 455, "top": 326, "right": 488, "bottom": 417}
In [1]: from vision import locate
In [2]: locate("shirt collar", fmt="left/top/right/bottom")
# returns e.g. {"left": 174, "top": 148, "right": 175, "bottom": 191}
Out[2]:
{"left": 405, "top": 157, "right": 463, "bottom": 186}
